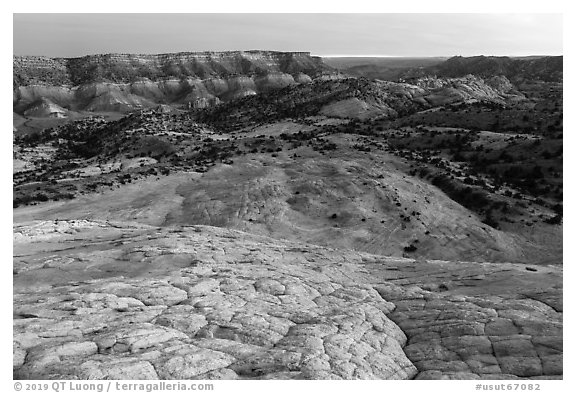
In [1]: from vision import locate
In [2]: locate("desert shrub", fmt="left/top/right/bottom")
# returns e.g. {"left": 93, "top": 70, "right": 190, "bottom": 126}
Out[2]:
{"left": 545, "top": 214, "right": 562, "bottom": 225}
{"left": 431, "top": 174, "right": 492, "bottom": 211}
{"left": 482, "top": 213, "right": 500, "bottom": 229}
{"left": 35, "top": 193, "right": 49, "bottom": 202}
{"left": 404, "top": 244, "right": 417, "bottom": 252}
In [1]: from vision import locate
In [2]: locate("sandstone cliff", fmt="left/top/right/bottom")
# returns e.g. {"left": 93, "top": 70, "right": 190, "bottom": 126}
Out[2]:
{"left": 14, "top": 51, "right": 330, "bottom": 86}
{"left": 13, "top": 51, "right": 333, "bottom": 114}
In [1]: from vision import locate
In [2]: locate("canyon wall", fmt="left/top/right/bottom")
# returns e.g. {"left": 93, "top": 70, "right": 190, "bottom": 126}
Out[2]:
{"left": 13, "top": 51, "right": 333, "bottom": 115}
{"left": 14, "top": 51, "right": 329, "bottom": 86}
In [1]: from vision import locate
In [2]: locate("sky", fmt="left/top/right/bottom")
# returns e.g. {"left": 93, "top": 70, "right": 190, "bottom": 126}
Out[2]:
{"left": 13, "top": 13, "right": 563, "bottom": 58}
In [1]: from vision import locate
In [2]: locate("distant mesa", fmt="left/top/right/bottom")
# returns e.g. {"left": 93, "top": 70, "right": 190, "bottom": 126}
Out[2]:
{"left": 13, "top": 50, "right": 335, "bottom": 116}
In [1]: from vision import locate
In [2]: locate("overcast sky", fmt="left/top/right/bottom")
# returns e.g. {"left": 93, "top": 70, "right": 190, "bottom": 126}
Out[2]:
{"left": 13, "top": 13, "right": 563, "bottom": 58}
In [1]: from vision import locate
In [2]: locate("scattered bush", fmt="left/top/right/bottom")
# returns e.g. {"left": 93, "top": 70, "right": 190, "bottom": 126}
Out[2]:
{"left": 404, "top": 244, "right": 417, "bottom": 252}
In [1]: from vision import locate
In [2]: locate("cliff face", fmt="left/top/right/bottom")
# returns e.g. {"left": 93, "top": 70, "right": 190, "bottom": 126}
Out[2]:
{"left": 14, "top": 51, "right": 330, "bottom": 86}
{"left": 13, "top": 51, "right": 333, "bottom": 115}
{"left": 13, "top": 56, "right": 71, "bottom": 87}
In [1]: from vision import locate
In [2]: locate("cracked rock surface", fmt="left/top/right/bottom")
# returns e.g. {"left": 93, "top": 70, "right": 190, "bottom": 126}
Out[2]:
{"left": 361, "top": 257, "right": 562, "bottom": 380}
{"left": 14, "top": 220, "right": 415, "bottom": 380}
{"left": 13, "top": 220, "right": 562, "bottom": 380}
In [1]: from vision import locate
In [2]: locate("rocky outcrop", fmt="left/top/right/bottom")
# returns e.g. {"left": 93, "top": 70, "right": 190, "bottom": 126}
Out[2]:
{"left": 13, "top": 220, "right": 562, "bottom": 380}
{"left": 412, "top": 75, "right": 522, "bottom": 106}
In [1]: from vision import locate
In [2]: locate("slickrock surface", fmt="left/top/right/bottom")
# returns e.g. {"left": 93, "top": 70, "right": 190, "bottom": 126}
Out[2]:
{"left": 13, "top": 220, "right": 415, "bottom": 380}
{"left": 13, "top": 220, "right": 562, "bottom": 380}
{"left": 362, "top": 258, "right": 562, "bottom": 380}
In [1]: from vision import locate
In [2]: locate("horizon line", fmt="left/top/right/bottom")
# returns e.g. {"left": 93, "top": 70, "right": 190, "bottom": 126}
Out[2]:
{"left": 318, "top": 53, "right": 563, "bottom": 58}
{"left": 12, "top": 51, "right": 564, "bottom": 58}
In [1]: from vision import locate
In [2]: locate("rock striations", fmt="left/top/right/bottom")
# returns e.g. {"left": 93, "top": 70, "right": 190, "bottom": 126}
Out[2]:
{"left": 14, "top": 51, "right": 329, "bottom": 86}
{"left": 14, "top": 52, "right": 526, "bottom": 119}
{"left": 13, "top": 51, "right": 332, "bottom": 114}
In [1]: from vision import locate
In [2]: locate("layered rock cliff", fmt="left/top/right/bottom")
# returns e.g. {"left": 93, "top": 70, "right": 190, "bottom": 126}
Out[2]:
{"left": 13, "top": 51, "right": 334, "bottom": 114}
{"left": 14, "top": 51, "right": 330, "bottom": 86}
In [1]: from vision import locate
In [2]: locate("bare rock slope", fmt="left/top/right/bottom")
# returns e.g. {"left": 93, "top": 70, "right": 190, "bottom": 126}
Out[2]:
{"left": 13, "top": 220, "right": 562, "bottom": 380}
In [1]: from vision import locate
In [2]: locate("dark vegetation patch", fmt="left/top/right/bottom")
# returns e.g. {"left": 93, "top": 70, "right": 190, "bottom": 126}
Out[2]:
{"left": 13, "top": 110, "right": 229, "bottom": 206}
